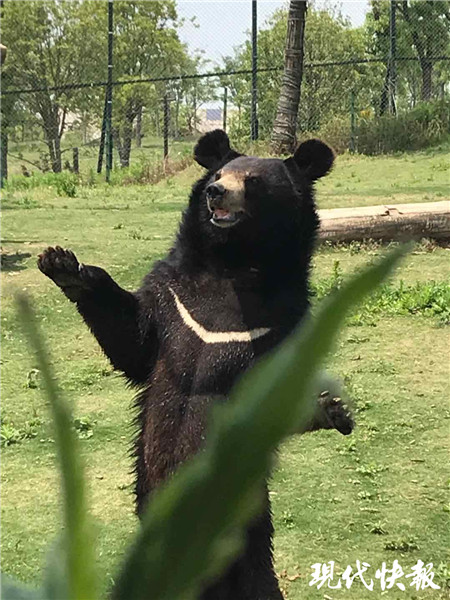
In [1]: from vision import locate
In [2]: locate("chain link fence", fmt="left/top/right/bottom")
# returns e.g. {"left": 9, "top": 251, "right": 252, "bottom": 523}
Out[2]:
{"left": 1, "top": 0, "right": 449, "bottom": 183}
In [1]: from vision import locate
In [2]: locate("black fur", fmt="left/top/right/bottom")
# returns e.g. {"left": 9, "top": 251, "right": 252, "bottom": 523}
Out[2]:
{"left": 38, "top": 131, "right": 350, "bottom": 600}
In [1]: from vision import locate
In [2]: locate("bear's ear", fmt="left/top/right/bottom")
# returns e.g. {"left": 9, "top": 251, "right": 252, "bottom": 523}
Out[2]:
{"left": 288, "top": 139, "right": 334, "bottom": 181}
{"left": 194, "top": 129, "right": 239, "bottom": 170}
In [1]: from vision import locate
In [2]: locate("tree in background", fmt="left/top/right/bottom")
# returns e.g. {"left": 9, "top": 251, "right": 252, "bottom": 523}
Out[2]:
{"left": 1, "top": 1, "right": 102, "bottom": 173}
{"left": 300, "top": 11, "right": 375, "bottom": 128}
{"left": 168, "top": 54, "right": 216, "bottom": 138}
{"left": 271, "top": 0, "right": 307, "bottom": 154}
{"left": 398, "top": 0, "right": 450, "bottom": 101}
{"left": 105, "top": 1, "right": 188, "bottom": 168}
{"left": 2, "top": 0, "right": 192, "bottom": 172}
{"left": 225, "top": 5, "right": 373, "bottom": 142}
{"left": 220, "top": 56, "right": 252, "bottom": 140}
{"left": 366, "top": 0, "right": 450, "bottom": 106}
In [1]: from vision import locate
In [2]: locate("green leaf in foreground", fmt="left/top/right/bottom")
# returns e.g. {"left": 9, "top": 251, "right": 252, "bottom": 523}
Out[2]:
{"left": 15, "top": 296, "right": 98, "bottom": 600}
{"left": 0, "top": 576, "right": 44, "bottom": 600}
{"left": 114, "top": 244, "right": 410, "bottom": 600}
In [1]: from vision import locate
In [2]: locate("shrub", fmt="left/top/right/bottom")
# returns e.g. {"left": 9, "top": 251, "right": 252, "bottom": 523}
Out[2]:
{"left": 55, "top": 173, "right": 78, "bottom": 198}
{"left": 296, "top": 99, "right": 450, "bottom": 156}
{"left": 5, "top": 171, "right": 78, "bottom": 196}
{"left": 111, "top": 153, "right": 193, "bottom": 186}
{"left": 314, "top": 116, "right": 352, "bottom": 155}
{"left": 356, "top": 99, "right": 450, "bottom": 155}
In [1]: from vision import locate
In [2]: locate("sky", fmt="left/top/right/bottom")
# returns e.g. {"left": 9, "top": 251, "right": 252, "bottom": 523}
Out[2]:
{"left": 177, "top": 0, "right": 370, "bottom": 67}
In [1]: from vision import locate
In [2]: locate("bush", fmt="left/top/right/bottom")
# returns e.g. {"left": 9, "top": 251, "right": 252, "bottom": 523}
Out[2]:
{"left": 110, "top": 152, "right": 193, "bottom": 186}
{"left": 55, "top": 172, "right": 78, "bottom": 197}
{"left": 356, "top": 99, "right": 450, "bottom": 155}
{"left": 311, "top": 116, "right": 352, "bottom": 155}
{"left": 296, "top": 99, "right": 450, "bottom": 156}
{"left": 5, "top": 171, "right": 78, "bottom": 196}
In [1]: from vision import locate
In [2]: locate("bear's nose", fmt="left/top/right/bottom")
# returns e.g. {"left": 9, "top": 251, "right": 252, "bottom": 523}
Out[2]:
{"left": 206, "top": 182, "right": 225, "bottom": 202}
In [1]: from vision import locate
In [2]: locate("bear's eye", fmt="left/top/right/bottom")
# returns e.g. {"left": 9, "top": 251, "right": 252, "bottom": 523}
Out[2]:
{"left": 246, "top": 174, "right": 259, "bottom": 184}
{"left": 214, "top": 171, "right": 222, "bottom": 181}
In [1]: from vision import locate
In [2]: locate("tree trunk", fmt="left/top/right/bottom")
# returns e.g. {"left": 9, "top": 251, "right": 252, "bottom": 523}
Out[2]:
{"left": 82, "top": 114, "right": 88, "bottom": 145}
{"left": 380, "top": 60, "right": 395, "bottom": 116}
{"left": 271, "top": 0, "right": 307, "bottom": 155}
{"left": 115, "top": 118, "right": 133, "bottom": 168}
{"left": 421, "top": 59, "right": 432, "bottom": 101}
{"left": 0, "top": 129, "right": 8, "bottom": 186}
{"left": 379, "top": 67, "right": 390, "bottom": 116}
{"left": 399, "top": 1, "right": 433, "bottom": 102}
{"left": 121, "top": 121, "right": 132, "bottom": 167}
{"left": 136, "top": 105, "right": 142, "bottom": 148}
{"left": 192, "top": 89, "right": 197, "bottom": 133}
{"left": 0, "top": 43, "right": 6, "bottom": 66}
{"left": 44, "top": 135, "right": 62, "bottom": 173}
{"left": 43, "top": 127, "right": 62, "bottom": 173}
{"left": 40, "top": 107, "right": 62, "bottom": 173}
{"left": 155, "top": 110, "right": 160, "bottom": 137}
{"left": 112, "top": 126, "right": 122, "bottom": 163}
{"left": 174, "top": 98, "right": 180, "bottom": 139}
{"left": 53, "top": 135, "right": 62, "bottom": 173}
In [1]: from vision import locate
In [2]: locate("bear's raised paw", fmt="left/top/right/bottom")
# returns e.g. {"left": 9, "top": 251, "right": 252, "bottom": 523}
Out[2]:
{"left": 38, "top": 246, "right": 81, "bottom": 288}
{"left": 318, "top": 391, "right": 354, "bottom": 436}
{"left": 37, "top": 246, "right": 97, "bottom": 302}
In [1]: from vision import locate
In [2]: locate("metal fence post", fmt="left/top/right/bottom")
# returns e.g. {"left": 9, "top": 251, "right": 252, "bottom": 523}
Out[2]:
{"left": 97, "top": 93, "right": 108, "bottom": 174}
{"left": 0, "top": 3, "right": 7, "bottom": 186}
{"left": 106, "top": 0, "right": 114, "bottom": 182}
{"left": 223, "top": 87, "right": 228, "bottom": 132}
{"left": 389, "top": 0, "right": 397, "bottom": 115}
{"left": 163, "top": 93, "right": 169, "bottom": 160}
{"left": 350, "top": 91, "right": 356, "bottom": 153}
{"left": 251, "top": 0, "right": 258, "bottom": 141}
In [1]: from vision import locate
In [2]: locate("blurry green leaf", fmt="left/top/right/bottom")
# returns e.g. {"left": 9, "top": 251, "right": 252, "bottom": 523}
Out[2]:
{"left": 114, "top": 244, "right": 410, "bottom": 600}
{"left": 42, "top": 538, "right": 70, "bottom": 600}
{"left": 1, "top": 576, "right": 43, "bottom": 600}
{"left": 17, "top": 296, "right": 98, "bottom": 600}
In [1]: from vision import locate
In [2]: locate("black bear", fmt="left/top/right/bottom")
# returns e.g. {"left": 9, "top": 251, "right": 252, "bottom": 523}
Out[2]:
{"left": 38, "top": 130, "right": 352, "bottom": 599}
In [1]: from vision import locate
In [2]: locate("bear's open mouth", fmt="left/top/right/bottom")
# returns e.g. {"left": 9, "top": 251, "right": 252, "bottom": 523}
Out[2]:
{"left": 210, "top": 208, "right": 245, "bottom": 228}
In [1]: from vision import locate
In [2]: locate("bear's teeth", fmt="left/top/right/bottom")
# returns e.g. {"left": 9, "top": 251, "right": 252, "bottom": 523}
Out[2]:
{"left": 214, "top": 209, "right": 231, "bottom": 219}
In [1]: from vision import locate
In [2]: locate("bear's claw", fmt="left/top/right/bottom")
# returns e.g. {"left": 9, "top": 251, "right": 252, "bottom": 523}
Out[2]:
{"left": 318, "top": 391, "right": 354, "bottom": 435}
{"left": 38, "top": 246, "right": 82, "bottom": 289}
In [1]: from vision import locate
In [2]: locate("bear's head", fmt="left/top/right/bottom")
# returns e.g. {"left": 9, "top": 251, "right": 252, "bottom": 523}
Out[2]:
{"left": 177, "top": 130, "right": 334, "bottom": 274}
{"left": 193, "top": 129, "right": 333, "bottom": 232}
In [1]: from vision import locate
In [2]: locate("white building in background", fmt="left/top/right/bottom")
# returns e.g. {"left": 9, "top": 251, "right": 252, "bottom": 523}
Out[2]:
{"left": 196, "top": 107, "right": 223, "bottom": 133}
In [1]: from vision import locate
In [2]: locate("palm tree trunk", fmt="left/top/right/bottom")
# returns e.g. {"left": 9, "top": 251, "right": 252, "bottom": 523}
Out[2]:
{"left": 271, "top": 0, "right": 307, "bottom": 155}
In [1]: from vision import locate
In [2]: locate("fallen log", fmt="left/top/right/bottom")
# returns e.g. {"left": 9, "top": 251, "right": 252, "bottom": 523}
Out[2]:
{"left": 318, "top": 201, "right": 450, "bottom": 243}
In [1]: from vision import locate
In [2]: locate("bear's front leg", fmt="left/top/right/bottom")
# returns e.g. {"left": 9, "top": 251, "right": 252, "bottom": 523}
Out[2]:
{"left": 38, "top": 246, "right": 156, "bottom": 384}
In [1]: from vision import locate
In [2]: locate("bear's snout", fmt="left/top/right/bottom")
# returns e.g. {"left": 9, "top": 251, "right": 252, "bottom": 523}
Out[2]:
{"left": 206, "top": 183, "right": 225, "bottom": 207}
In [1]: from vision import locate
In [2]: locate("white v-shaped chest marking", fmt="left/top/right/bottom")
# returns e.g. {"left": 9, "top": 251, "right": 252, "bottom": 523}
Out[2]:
{"left": 169, "top": 287, "right": 271, "bottom": 344}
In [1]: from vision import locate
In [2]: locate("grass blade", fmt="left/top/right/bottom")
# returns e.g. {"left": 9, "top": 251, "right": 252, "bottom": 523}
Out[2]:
{"left": 16, "top": 296, "right": 98, "bottom": 600}
{"left": 114, "top": 244, "right": 410, "bottom": 600}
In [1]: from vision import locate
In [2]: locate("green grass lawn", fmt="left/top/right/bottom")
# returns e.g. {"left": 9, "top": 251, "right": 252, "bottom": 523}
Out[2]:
{"left": 2, "top": 146, "right": 450, "bottom": 598}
